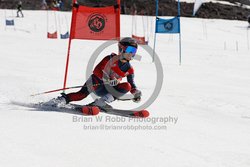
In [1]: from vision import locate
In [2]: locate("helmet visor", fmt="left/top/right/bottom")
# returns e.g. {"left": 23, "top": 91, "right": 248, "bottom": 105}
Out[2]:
{"left": 124, "top": 46, "right": 137, "bottom": 55}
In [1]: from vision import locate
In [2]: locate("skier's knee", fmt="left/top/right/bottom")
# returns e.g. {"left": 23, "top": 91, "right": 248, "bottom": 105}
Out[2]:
{"left": 116, "top": 82, "right": 131, "bottom": 93}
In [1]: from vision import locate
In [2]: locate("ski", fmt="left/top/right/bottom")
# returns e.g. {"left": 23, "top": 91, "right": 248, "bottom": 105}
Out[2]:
{"left": 11, "top": 101, "right": 98, "bottom": 116}
{"left": 99, "top": 107, "right": 150, "bottom": 118}
{"left": 68, "top": 103, "right": 149, "bottom": 118}
{"left": 11, "top": 101, "right": 149, "bottom": 118}
{"left": 38, "top": 103, "right": 101, "bottom": 116}
{"left": 82, "top": 106, "right": 100, "bottom": 115}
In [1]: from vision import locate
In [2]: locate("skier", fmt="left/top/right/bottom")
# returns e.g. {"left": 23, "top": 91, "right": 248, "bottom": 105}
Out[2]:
{"left": 16, "top": 1, "right": 24, "bottom": 17}
{"left": 54, "top": 37, "right": 142, "bottom": 110}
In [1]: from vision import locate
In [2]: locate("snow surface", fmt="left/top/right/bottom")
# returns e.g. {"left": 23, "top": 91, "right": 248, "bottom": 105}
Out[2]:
{"left": 1, "top": 9, "right": 250, "bottom": 167}
{"left": 180, "top": 0, "right": 234, "bottom": 4}
{"left": 179, "top": 0, "right": 247, "bottom": 7}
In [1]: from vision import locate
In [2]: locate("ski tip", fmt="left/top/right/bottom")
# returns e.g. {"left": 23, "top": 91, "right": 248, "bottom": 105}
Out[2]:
{"left": 82, "top": 106, "right": 100, "bottom": 116}
{"left": 133, "top": 110, "right": 150, "bottom": 118}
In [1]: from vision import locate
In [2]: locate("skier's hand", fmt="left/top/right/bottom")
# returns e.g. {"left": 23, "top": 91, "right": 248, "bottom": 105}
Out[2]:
{"left": 108, "top": 77, "right": 120, "bottom": 86}
{"left": 131, "top": 89, "right": 142, "bottom": 103}
{"left": 102, "top": 70, "right": 120, "bottom": 86}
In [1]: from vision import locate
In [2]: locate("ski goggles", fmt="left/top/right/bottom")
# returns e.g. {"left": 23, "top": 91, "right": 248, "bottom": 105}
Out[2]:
{"left": 124, "top": 46, "right": 137, "bottom": 56}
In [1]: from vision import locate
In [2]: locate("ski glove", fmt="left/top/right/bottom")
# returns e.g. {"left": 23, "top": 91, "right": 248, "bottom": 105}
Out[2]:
{"left": 131, "top": 89, "right": 142, "bottom": 103}
{"left": 102, "top": 70, "right": 121, "bottom": 86}
{"left": 108, "top": 77, "right": 120, "bottom": 86}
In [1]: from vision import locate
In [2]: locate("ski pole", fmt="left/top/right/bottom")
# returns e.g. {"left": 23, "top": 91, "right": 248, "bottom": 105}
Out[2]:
{"left": 30, "top": 83, "right": 106, "bottom": 97}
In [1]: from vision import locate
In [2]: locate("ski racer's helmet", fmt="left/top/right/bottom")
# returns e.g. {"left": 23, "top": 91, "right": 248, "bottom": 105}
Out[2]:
{"left": 118, "top": 37, "right": 138, "bottom": 54}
